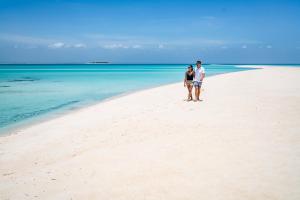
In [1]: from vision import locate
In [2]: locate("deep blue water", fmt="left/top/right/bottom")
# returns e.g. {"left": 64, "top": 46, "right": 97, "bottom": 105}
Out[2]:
{"left": 0, "top": 64, "right": 254, "bottom": 133}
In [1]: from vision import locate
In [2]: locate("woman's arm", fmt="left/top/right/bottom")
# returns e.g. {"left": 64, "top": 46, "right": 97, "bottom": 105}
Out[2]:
{"left": 184, "top": 72, "right": 187, "bottom": 87}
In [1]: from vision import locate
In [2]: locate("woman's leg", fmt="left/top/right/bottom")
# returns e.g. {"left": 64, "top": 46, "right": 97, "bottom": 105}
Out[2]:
{"left": 186, "top": 84, "right": 190, "bottom": 101}
{"left": 188, "top": 84, "right": 193, "bottom": 100}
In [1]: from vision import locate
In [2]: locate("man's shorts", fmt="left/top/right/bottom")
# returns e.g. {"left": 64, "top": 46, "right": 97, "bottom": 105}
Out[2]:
{"left": 193, "top": 81, "right": 202, "bottom": 88}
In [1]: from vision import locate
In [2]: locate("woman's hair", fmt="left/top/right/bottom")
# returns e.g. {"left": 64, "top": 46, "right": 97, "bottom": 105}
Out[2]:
{"left": 188, "top": 65, "right": 194, "bottom": 70}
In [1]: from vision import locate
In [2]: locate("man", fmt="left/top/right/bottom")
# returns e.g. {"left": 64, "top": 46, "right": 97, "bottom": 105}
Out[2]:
{"left": 193, "top": 60, "right": 205, "bottom": 101}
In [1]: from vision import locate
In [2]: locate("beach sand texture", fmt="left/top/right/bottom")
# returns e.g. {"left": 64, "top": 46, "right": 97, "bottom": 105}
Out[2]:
{"left": 0, "top": 67, "right": 300, "bottom": 200}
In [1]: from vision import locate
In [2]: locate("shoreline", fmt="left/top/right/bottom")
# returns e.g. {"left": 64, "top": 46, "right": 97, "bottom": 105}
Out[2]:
{"left": 1, "top": 66, "right": 299, "bottom": 199}
{"left": 0, "top": 81, "right": 184, "bottom": 137}
{"left": 0, "top": 82, "right": 180, "bottom": 137}
{"left": 0, "top": 66, "right": 258, "bottom": 137}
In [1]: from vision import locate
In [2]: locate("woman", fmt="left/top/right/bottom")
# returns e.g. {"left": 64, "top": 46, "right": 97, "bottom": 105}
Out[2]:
{"left": 184, "top": 65, "right": 194, "bottom": 101}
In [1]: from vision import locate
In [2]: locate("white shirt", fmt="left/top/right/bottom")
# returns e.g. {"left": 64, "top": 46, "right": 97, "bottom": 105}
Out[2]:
{"left": 194, "top": 67, "right": 205, "bottom": 82}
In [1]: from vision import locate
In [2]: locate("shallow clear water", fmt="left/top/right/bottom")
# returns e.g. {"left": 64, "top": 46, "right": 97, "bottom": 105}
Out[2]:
{"left": 0, "top": 64, "right": 253, "bottom": 133}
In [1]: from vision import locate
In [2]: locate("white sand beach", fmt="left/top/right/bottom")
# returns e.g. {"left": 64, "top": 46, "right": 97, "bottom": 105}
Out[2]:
{"left": 0, "top": 66, "right": 300, "bottom": 200}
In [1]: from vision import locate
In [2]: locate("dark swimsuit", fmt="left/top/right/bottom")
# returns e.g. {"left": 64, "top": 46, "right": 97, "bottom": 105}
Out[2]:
{"left": 186, "top": 72, "right": 194, "bottom": 81}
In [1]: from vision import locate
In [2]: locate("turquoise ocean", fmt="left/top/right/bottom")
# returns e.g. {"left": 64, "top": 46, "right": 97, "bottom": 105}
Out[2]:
{"left": 0, "top": 64, "right": 260, "bottom": 133}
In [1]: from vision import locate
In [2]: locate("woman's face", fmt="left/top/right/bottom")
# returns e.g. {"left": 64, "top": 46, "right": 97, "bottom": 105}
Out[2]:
{"left": 188, "top": 67, "right": 192, "bottom": 72}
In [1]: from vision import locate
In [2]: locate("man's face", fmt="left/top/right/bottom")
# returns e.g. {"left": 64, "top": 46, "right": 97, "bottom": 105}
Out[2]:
{"left": 197, "top": 64, "right": 201, "bottom": 68}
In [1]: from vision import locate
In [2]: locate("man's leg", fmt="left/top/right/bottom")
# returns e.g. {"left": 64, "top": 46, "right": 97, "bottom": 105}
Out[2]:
{"left": 197, "top": 82, "right": 203, "bottom": 100}
{"left": 198, "top": 86, "right": 201, "bottom": 100}
{"left": 195, "top": 87, "right": 199, "bottom": 101}
{"left": 194, "top": 87, "right": 197, "bottom": 100}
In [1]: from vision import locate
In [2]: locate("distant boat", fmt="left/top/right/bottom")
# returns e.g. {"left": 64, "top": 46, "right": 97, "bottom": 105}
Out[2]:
{"left": 87, "top": 61, "right": 110, "bottom": 64}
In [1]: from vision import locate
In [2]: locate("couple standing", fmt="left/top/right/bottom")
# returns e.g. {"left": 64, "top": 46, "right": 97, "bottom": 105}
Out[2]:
{"left": 184, "top": 60, "right": 205, "bottom": 101}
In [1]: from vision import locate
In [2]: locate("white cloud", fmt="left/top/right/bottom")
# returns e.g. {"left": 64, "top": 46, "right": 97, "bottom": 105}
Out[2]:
{"left": 86, "top": 33, "right": 232, "bottom": 48}
{"left": 102, "top": 44, "right": 144, "bottom": 49}
{"left": 49, "top": 42, "right": 87, "bottom": 49}
{"left": 0, "top": 33, "right": 88, "bottom": 49}
{"left": 266, "top": 45, "right": 272, "bottom": 49}
{"left": 0, "top": 33, "right": 263, "bottom": 51}
{"left": 0, "top": 34, "right": 55, "bottom": 45}
{"left": 48, "top": 42, "right": 66, "bottom": 49}
{"left": 132, "top": 44, "right": 142, "bottom": 49}
{"left": 85, "top": 33, "right": 263, "bottom": 50}
{"left": 73, "top": 43, "right": 87, "bottom": 48}
{"left": 102, "top": 44, "right": 129, "bottom": 49}
{"left": 158, "top": 44, "right": 164, "bottom": 49}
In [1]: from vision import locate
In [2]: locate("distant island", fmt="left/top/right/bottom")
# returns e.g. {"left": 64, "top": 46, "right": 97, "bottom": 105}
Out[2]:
{"left": 87, "top": 61, "right": 110, "bottom": 64}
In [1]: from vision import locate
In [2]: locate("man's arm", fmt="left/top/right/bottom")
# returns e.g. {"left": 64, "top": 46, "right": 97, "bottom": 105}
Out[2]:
{"left": 200, "top": 72, "right": 205, "bottom": 81}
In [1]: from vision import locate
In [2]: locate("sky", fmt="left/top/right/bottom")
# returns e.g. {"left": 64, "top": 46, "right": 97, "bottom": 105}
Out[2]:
{"left": 0, "top": 0, "right": 299, "bottom": 64}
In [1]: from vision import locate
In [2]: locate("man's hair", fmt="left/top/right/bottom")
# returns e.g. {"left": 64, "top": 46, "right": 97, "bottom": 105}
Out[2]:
{"left": 196, "top": 60, "right": 202, "bottom": 65}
